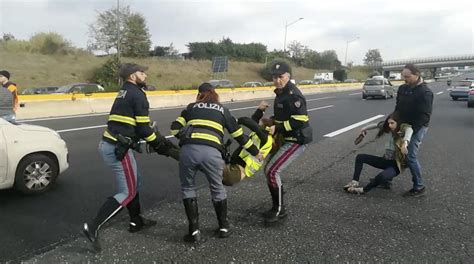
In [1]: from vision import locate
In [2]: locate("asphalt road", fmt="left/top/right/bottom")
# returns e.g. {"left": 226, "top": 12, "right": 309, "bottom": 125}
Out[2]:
{"left": 1, "top": 79, "right": 473, "bottom": 262}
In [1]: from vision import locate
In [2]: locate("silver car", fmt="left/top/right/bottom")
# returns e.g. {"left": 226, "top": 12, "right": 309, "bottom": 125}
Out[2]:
{"left": 362, "top": 77, "right": 394, "bottom": 100}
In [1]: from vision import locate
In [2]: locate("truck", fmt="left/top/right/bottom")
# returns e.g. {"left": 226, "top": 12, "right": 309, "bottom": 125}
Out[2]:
{"left": 313, "top": 72, "right": 334, "bottom": 84}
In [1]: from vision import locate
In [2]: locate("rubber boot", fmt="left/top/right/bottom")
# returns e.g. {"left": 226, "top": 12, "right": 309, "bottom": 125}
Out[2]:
{"left": 213, "top": 199, "right": 231, "bottom": 238}
{"left": 83, "top": 197, "right": 122, "bottom": 252}
{"left": 127, "top": 193, "right": 157, "bottom": 233}
{"left": 263, "top": 185, "right": 287, "bottom": 223}
{"left": 183, "top": 198, "right": 200, "bottom": 242}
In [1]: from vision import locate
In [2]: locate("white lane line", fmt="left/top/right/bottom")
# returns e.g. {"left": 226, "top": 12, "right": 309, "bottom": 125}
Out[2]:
{"left": 307, "top": 96, "right": 333, "bottom": 102}
{"left": 324, "top": 115, "right": 384, "bottom": 138}
{"left": 436, "top": 91, "right": 444, "bottom": 95}
{"left": 230, "top": 106, "right": 258, "bottom": 111}
{"left": 308, "top": 105, "right": 334, "bottom": 112}
{"left": 349, "top": 92, "right": 361, "bottom": 96}
{"left": 57, "top": 125, "right": 106, "bottom": 133}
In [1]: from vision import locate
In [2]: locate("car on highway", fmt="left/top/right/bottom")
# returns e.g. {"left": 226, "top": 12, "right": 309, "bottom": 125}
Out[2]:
{"left": 21, "top": 86, "right": 59, "bottom": 95}
{"left": 208, "top": 79, "right": 234, "bottom": 88}
{"left": 0, "top": 118, "right": 69, "bottom": 194}
{"left": 242, "top": 81, "right": 263, "bottom": 87}
{"left": 362, "top": 76, "right": 394, "bottom": 99}
{"left": 298, "top": 80, "right": 314, "bottom": 85}
{"left": 55, "top": 83, "right": 105, "bottom": 94}
{"left": 467, "top": 88, "right": 474, "bottom": 108}
{"left": 449, "top": 80, "right": 472, "bottom": 100}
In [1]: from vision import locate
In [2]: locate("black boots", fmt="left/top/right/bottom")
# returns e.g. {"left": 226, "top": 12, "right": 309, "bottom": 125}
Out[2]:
{"left": 127, "top": 193, "right": 157, "bottom": 233}
{"left": 263, "top": 185, "right": 287, "bottom": 223}
{"left": 183, "top": 198, "right": 200, "bottom": 242}
{"left": 83, "top": 197, "right": 122, "bottom": 252}
{"left": 213, "top": 199, "right": 230, "bottom": 238}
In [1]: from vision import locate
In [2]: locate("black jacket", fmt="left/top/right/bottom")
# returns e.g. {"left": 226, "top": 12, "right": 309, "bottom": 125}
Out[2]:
{"left": 170, "top": 101, "right": 259, "bottom": 156}
{"left": 272, "top": 81, "right": 312, "bottom": 144}
{"left": 102, "top": 81, "right": 160, "bottom": 146}
{"left": 395, "top": 82, "right": 433, "bottom": 132}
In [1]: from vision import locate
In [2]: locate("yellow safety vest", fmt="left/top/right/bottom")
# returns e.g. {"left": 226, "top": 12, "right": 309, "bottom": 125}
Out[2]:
{"left": 239, "top": 132, "right": 273, "bottom": 177}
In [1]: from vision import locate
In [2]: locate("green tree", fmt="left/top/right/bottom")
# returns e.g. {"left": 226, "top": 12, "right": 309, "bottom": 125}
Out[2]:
{"left": 319, "top": 50, "right": 341, "bottom": 70}
{"left": 29, "top": 32, "right": 73, "bottom": 55}
{"left": 287, "top": 41, "right": 307, "bottom": 66}
{"left": 364, "top": 49, "right": 383, "bottom": 65}
{"left": 89, "top": 55, "right": 121, "bottom": 91}
{"left": 121, "top": 13, "right": 151, "bottom": 57}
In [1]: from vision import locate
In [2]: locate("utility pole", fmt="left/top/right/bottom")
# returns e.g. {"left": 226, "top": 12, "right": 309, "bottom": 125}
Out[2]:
{"left": 283, "top": 17, "right": 304, "bottom": 54}
{"left": 344, "top": 36, "right": 359, "bottom": 66}
{"left": 117, "top": 0, "right": 121, "bottom": 85}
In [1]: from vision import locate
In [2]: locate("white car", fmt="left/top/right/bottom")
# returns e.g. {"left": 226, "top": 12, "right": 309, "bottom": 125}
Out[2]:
{"left": 0, "top": 118, "right": 69, "bottom": 194}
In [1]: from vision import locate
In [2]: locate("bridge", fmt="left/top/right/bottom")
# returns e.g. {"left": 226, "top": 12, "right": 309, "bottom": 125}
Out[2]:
{"left": 373, "top": 54, "right": 474, "bottom": 78}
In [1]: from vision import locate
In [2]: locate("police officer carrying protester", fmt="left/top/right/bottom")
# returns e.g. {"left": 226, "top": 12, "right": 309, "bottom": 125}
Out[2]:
{"left": 395, "top": 63, "right": 433, "bottom": 197}
{"left": 83, "top": 63, "right": 178, "bottom": 251}
{"left": 263, "top": 61, "right": 312, "bottom": 223}
{"left": 170, "top": 82, "right": 262, "bottom": 242}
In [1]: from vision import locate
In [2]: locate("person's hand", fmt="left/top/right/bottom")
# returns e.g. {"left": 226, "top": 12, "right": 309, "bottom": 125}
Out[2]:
{"left": 258, "top": 101, "right": 270, "bottom": 111}
{"left": 401, "top": 141, "right": 409, "bottom": 155}
{"left": 256, "top": 151, "right": 265, "bottom": 162}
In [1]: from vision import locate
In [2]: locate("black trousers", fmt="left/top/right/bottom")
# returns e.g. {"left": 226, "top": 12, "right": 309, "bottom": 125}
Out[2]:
{"left": 352, "top": 154, "right": 400, "bottom": 192}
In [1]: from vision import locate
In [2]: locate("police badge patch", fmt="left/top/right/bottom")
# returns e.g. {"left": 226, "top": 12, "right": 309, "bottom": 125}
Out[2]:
{"left": 294, "top": 100, "right": 301, "bottom": 108}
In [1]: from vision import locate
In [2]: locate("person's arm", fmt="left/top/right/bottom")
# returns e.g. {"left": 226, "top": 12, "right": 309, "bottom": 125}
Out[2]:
{"left": 224, "top": 108, "right": 259, "bottom": 156}
{"left": 170, "top": 107, "right": 189, "bottom": 139}
{"left": 238, "top": 117, "right": 268, "bottom": 146}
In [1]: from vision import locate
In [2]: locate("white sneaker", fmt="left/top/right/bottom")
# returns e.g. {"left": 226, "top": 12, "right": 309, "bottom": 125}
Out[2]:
{"left": 343, "top": 180, "right": 359, "bottom": 191}
{"left": 348, "top": 187, "right": 365, "bottom": 195}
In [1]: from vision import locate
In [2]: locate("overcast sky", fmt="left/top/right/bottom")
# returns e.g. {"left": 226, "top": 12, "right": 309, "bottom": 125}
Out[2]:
{"left": 1, "top": 0, "right": 473, "bottom": 64}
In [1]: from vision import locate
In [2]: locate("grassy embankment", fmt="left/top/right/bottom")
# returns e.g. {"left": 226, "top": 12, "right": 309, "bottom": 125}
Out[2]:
{"left": 1, "top": 49, "right": 334, "bottom": 91}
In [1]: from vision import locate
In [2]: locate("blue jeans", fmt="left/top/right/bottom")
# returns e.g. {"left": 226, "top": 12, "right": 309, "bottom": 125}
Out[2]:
{"left": 98, "top": 140, "right": 141, "bottom": 205}
{"left": 407, "top": 126, "right": 428, "bottom": 190}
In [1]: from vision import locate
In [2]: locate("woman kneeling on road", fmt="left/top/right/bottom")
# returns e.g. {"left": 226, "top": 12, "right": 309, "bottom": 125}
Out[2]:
{"left": 344, "top": 111, "right": 413, "bottom": 194}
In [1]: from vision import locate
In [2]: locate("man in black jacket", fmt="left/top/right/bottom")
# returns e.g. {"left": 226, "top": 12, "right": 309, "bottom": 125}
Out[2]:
{"left": 395, "top": 63, "right": 433, "bottom": 197}
{"left": 263, "top": 61, "right": 312, "bottom": 223}
{"left": 83, "top": 63, "right": 177, "bottom": 251}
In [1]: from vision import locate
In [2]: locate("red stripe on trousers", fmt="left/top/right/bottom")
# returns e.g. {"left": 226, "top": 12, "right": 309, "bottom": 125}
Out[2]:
{"left": 267, "top": 143, "right": 300, "bottom": 187}
{"left": 121, "top": 152, "right": 136, "bottom": 206}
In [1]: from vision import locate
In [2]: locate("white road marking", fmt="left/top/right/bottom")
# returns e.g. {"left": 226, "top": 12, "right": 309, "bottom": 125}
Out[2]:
{"left": 349, "top": 92, "right": 361, "bottom": 96}
{"left": 307, "top": 96, "right": 333, "bottom": 102}
{"left": 323, "top": 115, "right": 385, "bottom": 138}
{"left": 308, "top": 105, "right": 334, "bottom": 112}
{"left": 57, "top": 125, "right": 106, "bottom": 133}
{"left": 436, "top": 91, "right": 444, "bottom": 95}
{"left": 230, "top": 106, "right": 259, "bottom": 111}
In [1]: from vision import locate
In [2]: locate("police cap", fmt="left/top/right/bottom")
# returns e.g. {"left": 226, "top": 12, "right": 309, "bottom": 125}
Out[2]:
{"left": 0, "top": 70, "right": 10, "bottom": 79}
{"left": 119, "top": 63, "right": 148, "bottom": 79}
{"left": 270, "top": 61, "right": 291, "bottom": 76}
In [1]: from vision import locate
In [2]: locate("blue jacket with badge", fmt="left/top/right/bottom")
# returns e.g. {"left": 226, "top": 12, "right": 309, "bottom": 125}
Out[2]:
{"left": 273, "top": 81, "right": 312, "bottom": 144}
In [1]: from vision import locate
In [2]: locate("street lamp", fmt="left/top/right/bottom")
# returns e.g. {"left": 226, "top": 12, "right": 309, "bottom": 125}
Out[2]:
{"left": 344, "top": 36, "right": 360, "bottom": 66}
{"left": 284, "top": 17, "right": 304, "bottom": 53}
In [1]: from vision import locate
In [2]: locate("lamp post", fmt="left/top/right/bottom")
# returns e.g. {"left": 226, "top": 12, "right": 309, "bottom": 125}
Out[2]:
{"left": 344, "top": 36, "right": 360, "bottom": 66}
{"left": 283, "top": 17, "right": 304, "bottom": 54}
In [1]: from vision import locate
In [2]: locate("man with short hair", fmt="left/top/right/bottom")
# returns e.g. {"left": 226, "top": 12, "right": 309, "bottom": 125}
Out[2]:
{"left": 0, "top": 70, "right": 19, "bottom": 120}
{"left": 82, "top": 63, "right": 178, "bottom": 251}
{"left": 263, "top": 61, "right": 312, "bottom": 223}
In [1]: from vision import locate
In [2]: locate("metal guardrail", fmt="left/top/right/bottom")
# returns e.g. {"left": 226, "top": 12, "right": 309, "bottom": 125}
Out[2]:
{"left": 373, "top": 54, "right": 474, "bottom": 67}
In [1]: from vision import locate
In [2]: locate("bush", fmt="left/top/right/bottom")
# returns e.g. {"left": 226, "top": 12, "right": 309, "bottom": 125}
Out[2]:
{"left": 89, "top": 55, "right": 121, "bottom": 92}
{"left": 333, "top": 69, "right": 347, "bottom": 82}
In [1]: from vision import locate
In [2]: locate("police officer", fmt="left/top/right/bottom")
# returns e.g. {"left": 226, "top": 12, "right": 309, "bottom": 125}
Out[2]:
{"left": 83, "top": 63, "right": 176, "bottom": 251}
{"left": 263, "top": 61, "right": 312, "bottom": 223}
{"left": 170, "top": 82, "right": 262, "bottom": 242}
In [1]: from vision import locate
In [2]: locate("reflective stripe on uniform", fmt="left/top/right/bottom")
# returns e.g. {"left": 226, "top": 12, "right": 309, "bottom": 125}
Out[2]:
{"left": 109, "top": 114, "right": 136, "bottom": 126}
{"left": 176, "top": 116, "right": 186, "bottom": 126}
{"left": 188, "top": 119, "right": 223, "bottom": 133}
{"left": 285, "top": 137, "right": 298, "bottom": 142}
{"left": 230, "top": 127, "right": 243, "bottom": 138}
{"left": 135, "top": 116, "right": 150, "bottom": 123}
{"left": 144, "top": 133, "right": 157, "bottom": 142}
{"left": 291, "top": 115, "right": 309, "bottom": 122}
{"left": 283, "top": 121, "right": 292, "bottom": 131}
{"left": 191, "top": 132, "right": 222, "bottom": 145}
{"left": 243, "top": 138, "right": 254, "bottom": 149}
{"left": 170, "top": 129, "right": 179, "bottom": 136}
{"left": 103, "top": 130, "right": 117, "bottom": 141}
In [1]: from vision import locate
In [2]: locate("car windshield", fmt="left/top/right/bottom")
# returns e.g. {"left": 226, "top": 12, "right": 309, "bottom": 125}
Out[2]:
{"left": 56, "top": 84, "right": 74, "bottom": 93}
{"left": 453, "top": 81, "right": 471, "bottom": 87}
{"left": 365, "top": 80, "right": 383, "bottom": 85}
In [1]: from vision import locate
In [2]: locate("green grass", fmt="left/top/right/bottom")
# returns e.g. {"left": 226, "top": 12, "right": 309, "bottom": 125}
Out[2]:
{"left": 1, "top": 49, "right": 355, "bottom": 91}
